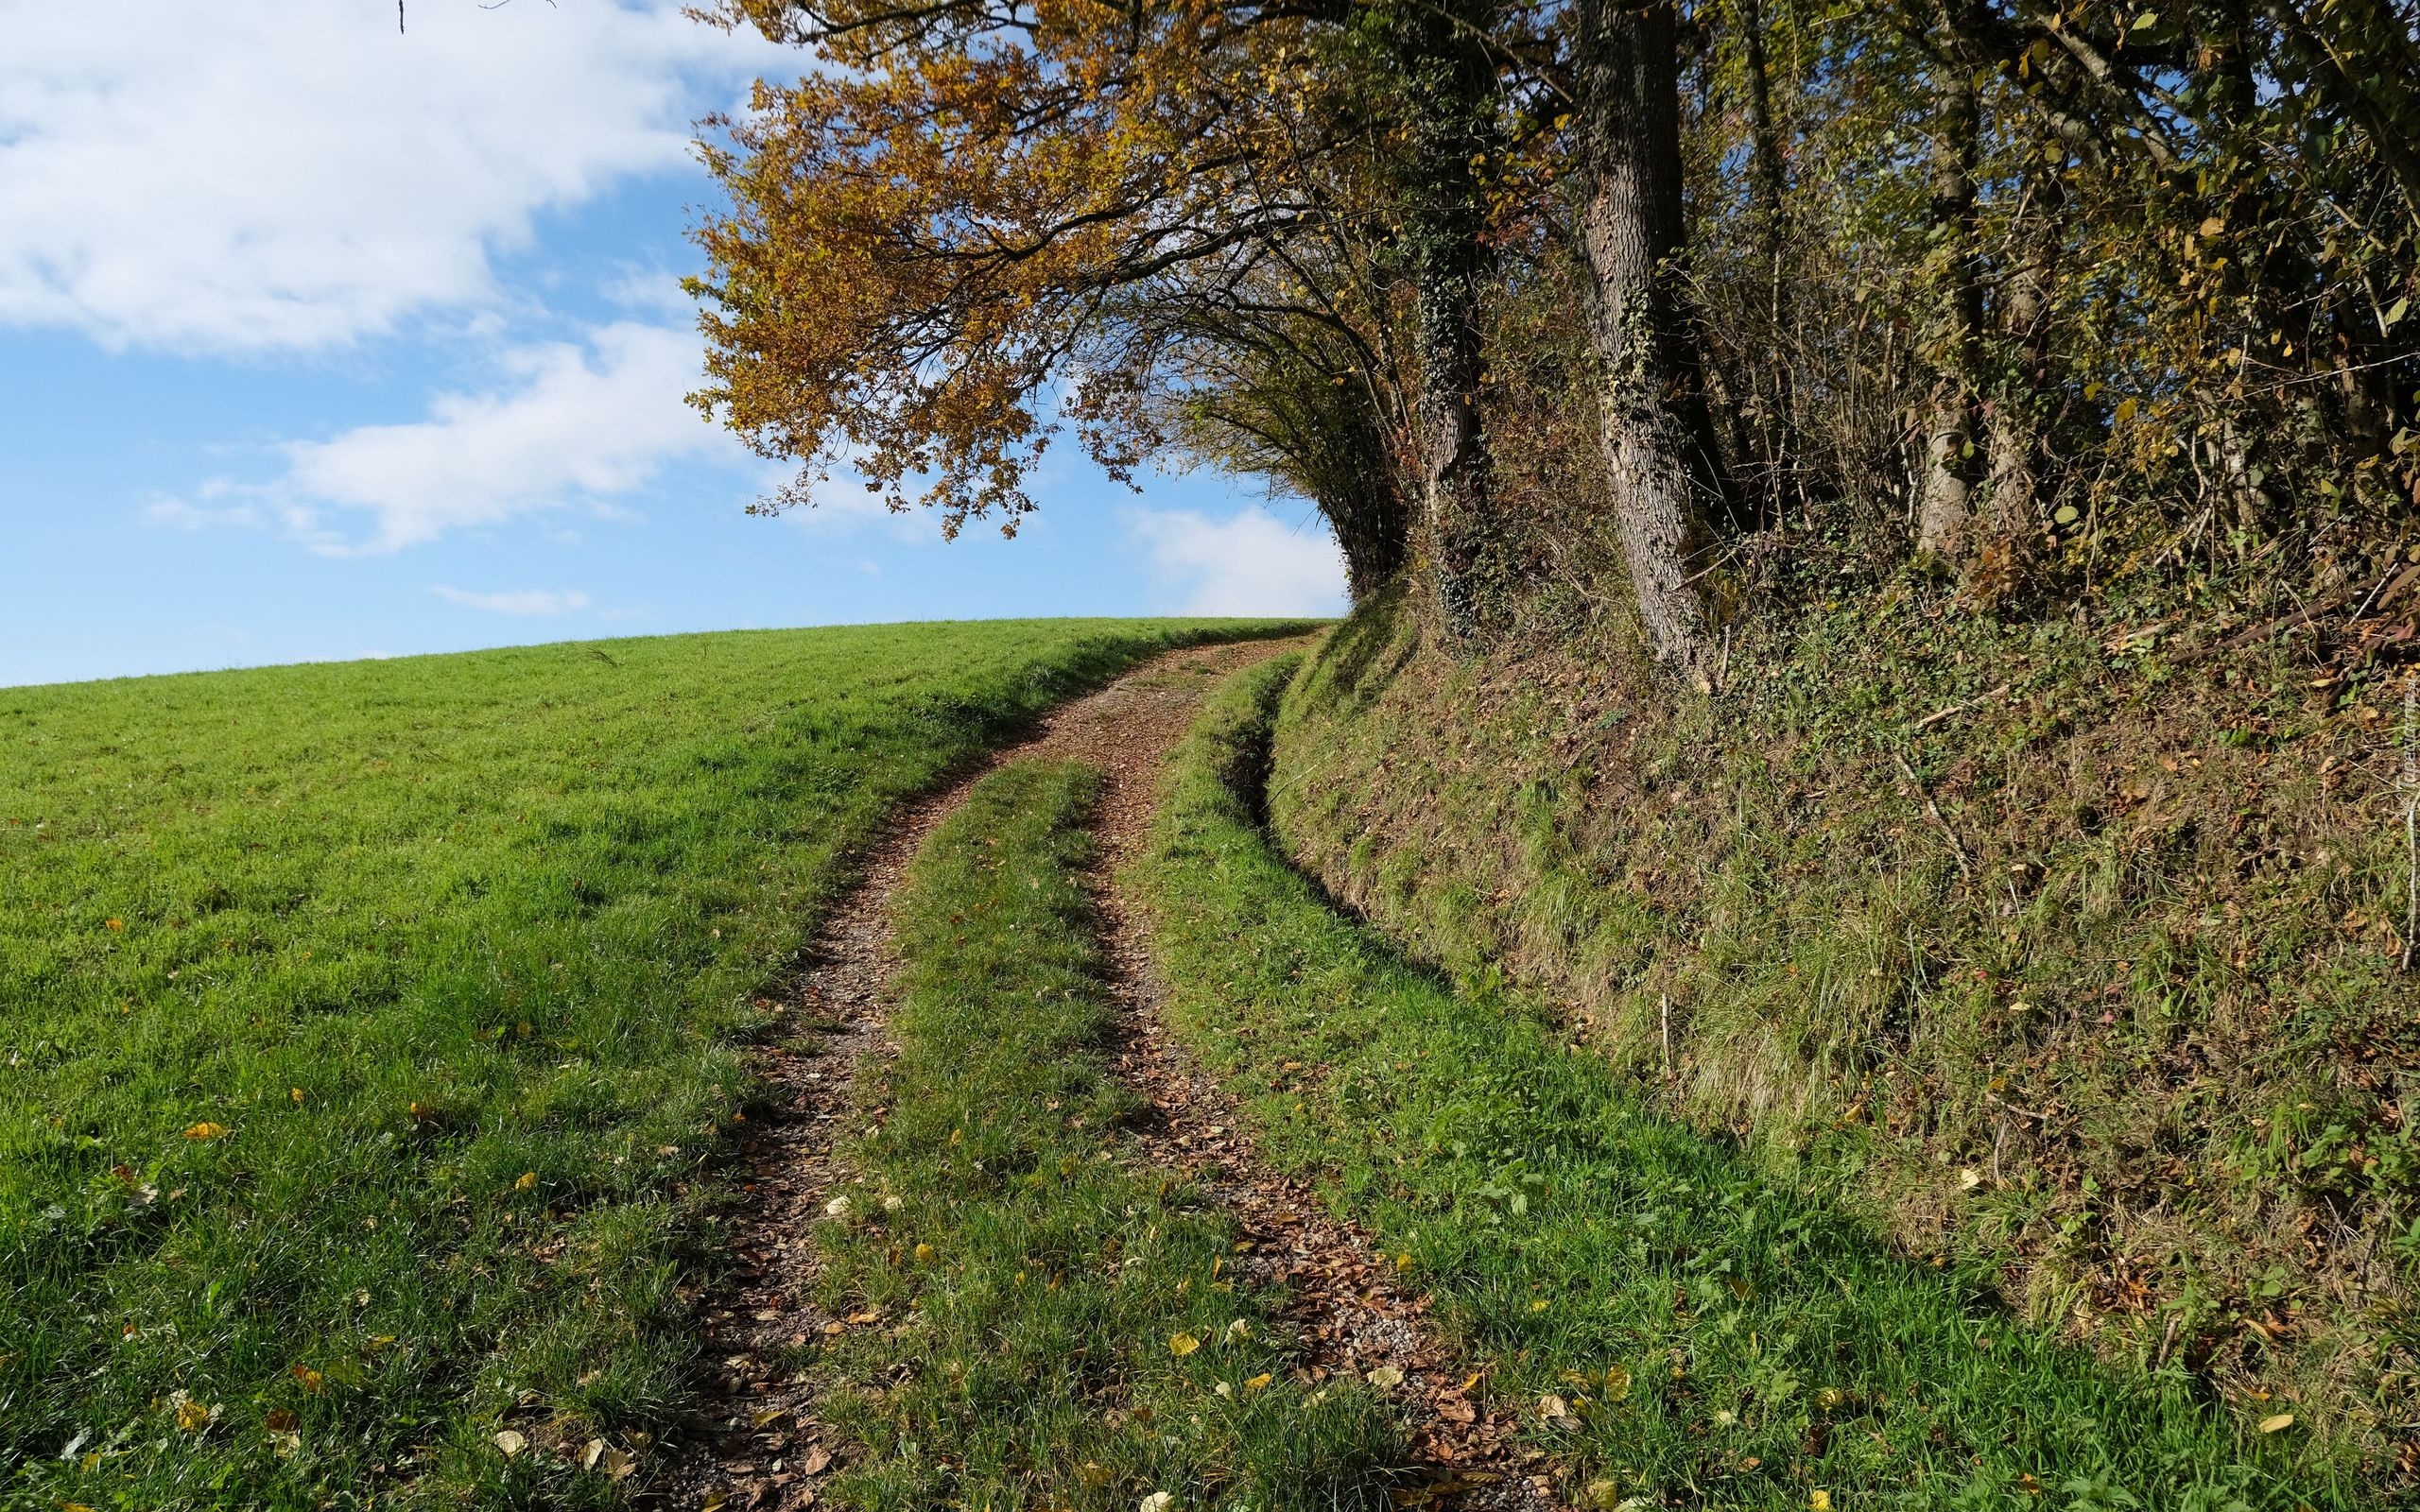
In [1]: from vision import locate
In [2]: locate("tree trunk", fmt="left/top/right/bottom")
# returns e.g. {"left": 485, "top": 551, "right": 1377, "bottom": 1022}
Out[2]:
{"left": 1914, "top": 12, "right": 1983, "bottom": 558}
{"left": 1392, "top": 0, "right": 1500, "bottom": 639}
{"left": 1971, "top": 170, "right": 2061, "bottom": 600}
{"left": 1576, "top": 0, "right": 1733, "bottom": 681}
{"left": 1737, "top": 0, "right": 1796, "bottom": 525}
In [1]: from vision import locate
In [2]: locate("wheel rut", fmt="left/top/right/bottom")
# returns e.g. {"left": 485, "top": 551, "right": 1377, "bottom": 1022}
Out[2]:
{"left": 667, "top": 635, "right": 1552, "bottom": 1511}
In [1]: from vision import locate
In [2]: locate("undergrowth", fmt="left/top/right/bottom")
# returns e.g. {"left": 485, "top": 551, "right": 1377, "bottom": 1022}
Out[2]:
{"left": 1137, "top": 654, "right": 2355, "bottom": 1510}
{"left": 1270, "top": 585, "right": 2420, "bottom": 1484}
{"left": 809, "top": 758, "right": 1395, "bottom": 1509}
{"left": 0, "top": 619, "right": 1296, "bottom": 1511}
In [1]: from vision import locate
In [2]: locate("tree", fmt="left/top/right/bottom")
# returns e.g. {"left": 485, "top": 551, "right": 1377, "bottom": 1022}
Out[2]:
{"left": 1573, "top": 0, "right": 1736, "bottom": 679}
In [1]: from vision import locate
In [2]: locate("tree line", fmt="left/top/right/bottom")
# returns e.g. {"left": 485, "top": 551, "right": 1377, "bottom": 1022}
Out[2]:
{"left": 686, "top": 0, "right": 2420, "bottom": 675}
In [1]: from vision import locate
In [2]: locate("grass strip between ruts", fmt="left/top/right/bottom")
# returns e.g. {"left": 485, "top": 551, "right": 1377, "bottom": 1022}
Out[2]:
{"left": 1133, "top": 654, "right": 2353, "bottom": 1512}
{"left": 810, "top": 758, "right": 1398, "bottom": 1510}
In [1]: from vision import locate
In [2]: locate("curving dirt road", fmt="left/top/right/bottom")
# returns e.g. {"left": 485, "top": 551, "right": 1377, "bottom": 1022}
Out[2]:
{"left": 667, "top": 635, "right": 1552, "bottom": 1511}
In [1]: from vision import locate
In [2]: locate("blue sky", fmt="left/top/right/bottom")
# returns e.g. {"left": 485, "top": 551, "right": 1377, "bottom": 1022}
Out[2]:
{"left": 0, "top": 2, "right": 1345, "bottom": 689}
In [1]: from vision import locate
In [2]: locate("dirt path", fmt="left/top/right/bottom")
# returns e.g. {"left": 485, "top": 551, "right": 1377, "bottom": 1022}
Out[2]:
{"left": 669, "top": 635, "right": 1551, "bottom": 1511}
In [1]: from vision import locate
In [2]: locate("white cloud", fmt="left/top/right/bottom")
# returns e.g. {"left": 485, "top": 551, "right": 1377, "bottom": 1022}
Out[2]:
{"left": 433, "top": 586, "right": 593, "bottom": 615}
{"left": 0, "top": 3, "right": 778, "bottom": 352}
{"left": 1125, "top": 505, "right": 1348, "bottom": 617}
{"left": 145, "top": 321, "right": 749, "bottom": 552}
{"left": 234, "top": 320, "right": 739, "bottom": 551}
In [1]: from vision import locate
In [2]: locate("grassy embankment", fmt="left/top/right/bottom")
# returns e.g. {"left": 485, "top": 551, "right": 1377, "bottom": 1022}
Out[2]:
{"left": 0, "top": 619, "right": 1293, "bottom": 1511}
{"left": 806, "top": 757, "right": 1395, "bottom": 1508}
{"left": 1136, "top": 654, "right": 2352, "bottom": 1510}
{"left": 1268, "top": 588, "right": 2420, "bottom": 1484}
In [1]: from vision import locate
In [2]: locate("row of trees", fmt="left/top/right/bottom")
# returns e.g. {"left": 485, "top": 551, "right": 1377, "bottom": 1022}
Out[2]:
{"left": 688, "top": 0, "right": 2420, "bottom": 675}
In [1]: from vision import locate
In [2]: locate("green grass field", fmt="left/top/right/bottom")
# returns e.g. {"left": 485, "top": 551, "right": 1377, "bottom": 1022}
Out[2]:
{"left": 0, "top": 620, "right": 1291, "bottom": 1512}
{"left": 1136, "top": 656, "right": 2354, "bottom": 1512}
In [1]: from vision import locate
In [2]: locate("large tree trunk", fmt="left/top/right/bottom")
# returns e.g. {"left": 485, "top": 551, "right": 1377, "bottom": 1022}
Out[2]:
{"left": 1392, "top": 0, "right": 1500, "bottom": 639}
{"left": 1913, "top": 11, "right": 1983, "bottom": 558}
{"left": 1576, "top": 0, "right": 1734, "bottom": 682}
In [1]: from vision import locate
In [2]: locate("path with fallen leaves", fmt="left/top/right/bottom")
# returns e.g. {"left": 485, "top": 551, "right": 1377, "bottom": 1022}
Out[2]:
{"left": 667, "top": 636, "right": 1556, "bottom": 1511}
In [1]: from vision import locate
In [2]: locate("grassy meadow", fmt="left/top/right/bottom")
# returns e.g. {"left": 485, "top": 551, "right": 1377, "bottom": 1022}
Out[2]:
{"left": 0, "top": 620, "right": 1289, "bottom": 1511}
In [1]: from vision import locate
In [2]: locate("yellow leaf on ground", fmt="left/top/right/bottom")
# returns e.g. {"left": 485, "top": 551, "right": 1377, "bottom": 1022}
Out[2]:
{"left": 182, "top": 1123, "right": 226, "bottom": 1141}
{"left": 514, "top": 1172, "right": 536, "bottom": 1192}
{"left": 173, "top": 1394, "right": 211, "bottom": 1432}
{"left": 1168, "top": 1332, "right": 1201, "bottom": 1356}
{"left": 494, "top": 1430, "right": 527, "bottom": 1458}
{"left": 914, "top": 1242, "right": 936, "bottom": 1263}
{"left": 1366, "top": 1366, "right": 1404, "bottom": 1388}
{"left": 1811, "top": 1492, "right": 1834, "bottom": 1511}
{"left": 292, "top": 1366, "right": 324, "bottom": 1393}
{"left": 2258, "top": 1413, "right": 2295, "bottom": 1434}
{"left": 1603, "top": 1365, "right": 1633, "bottom": 1400}
{"left": 1245, "top": 1373, "right": 1272, "bottom": 1390}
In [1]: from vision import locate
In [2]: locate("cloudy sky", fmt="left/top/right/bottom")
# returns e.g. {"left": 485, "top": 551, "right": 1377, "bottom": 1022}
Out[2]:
{"left": 0, "top": 2, "right": 1345, "bottom": 688}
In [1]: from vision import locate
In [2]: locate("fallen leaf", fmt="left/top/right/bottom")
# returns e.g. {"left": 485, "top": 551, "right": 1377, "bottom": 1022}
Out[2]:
{"left": 494, "top": 1430, "right": 527, "bottom": 1458}
{"left": 1538, "top": 1394, "right": 1570, "bottom": 1419}
{"left": 172, "top": 1393, "right": 212, "bottom": 1432}
{"left": 514, "top": 1172, "right": 537, "bottom": 1192}
{"left": 1811, "top": 1492, "right": 1833, "bottom": 1511}
{"left": 182, "top": 1122, "right": 227, "bottom": 1141}
{"left": 823, "top": 1195, "right": 853, "bottom": 1218}
{"left": 1244, "top": 1372, "right": 1272, "bottom": 1390}
{"left": 1603, "top": 1365, "right": 1633, "bottom": 1400}
{"left": 1141, "top": 1495, "right": 1175, "bottom": 1512}
{"left": 265, "top": 1409, "right": 300, "bottom": 1433}
{"left": 1079, "top": 1462, "right": 1114, "bottom": 1487}
{"left": 2258, "top": 1413, "right": 2295, "bottom": 1434}
{"left": 292, "top": 1366, "right": 324, "bottom": 1393}
{"left": 600, "top": 1447, "right": 636, "bottom": 1479}
{"left": 105, "top": 919, "right": 124, "bottom": 932}
{"left": 801, "top": 1444, "right": 832, "bottom": 1475}
{"left": 581, "top": 1438, "right": 606, "bottom": 1469}
{"left": 1168, "top": 1332, "right": 1201, "bottom": 1356}
{"left": 1366, "top": 1366, "right": 1404, "bottom": 1388}
{"left": 1224, "top": 1318, "right": 1251, "bottom": 1342}
{"left": 914, "top": 1242, "right": 936, "bottom": 1263}
{"left": 289, "top": 1087, "right": 306, "bottom": 1105}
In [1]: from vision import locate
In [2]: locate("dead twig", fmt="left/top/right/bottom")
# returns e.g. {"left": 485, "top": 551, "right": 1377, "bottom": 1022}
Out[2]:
{"left": 1910, "top": 683, "right": 2012, "bottom": 733}
{"left": 1893, "top": 753, "right": 1973, "bottom": 879}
